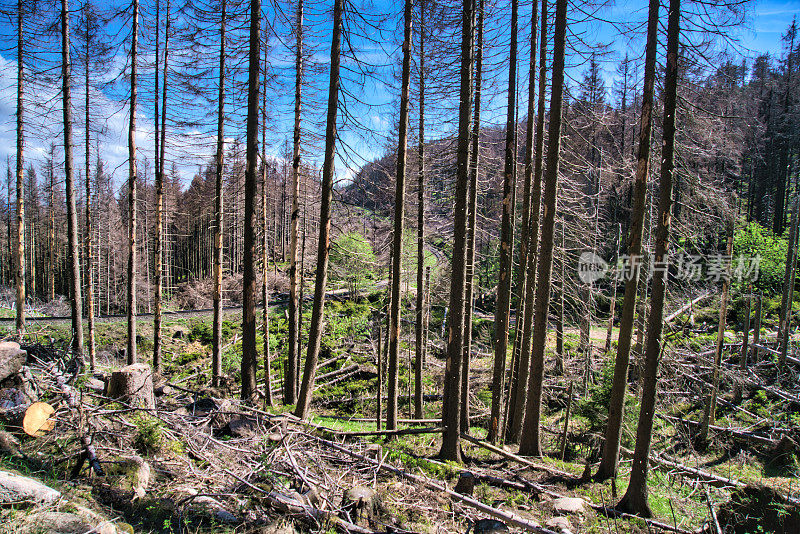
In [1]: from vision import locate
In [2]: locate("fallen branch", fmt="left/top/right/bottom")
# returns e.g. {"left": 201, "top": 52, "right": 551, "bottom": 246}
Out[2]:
{"left": 458, "top": 433, "right": 575, "bottom": 479}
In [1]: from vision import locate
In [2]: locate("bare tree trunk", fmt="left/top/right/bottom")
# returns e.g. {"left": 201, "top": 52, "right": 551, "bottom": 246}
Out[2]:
{"left": 505, "top": 0, "right": 546, "bottom": 443}
{"left": 517, "top": 0, "right": 567, "bottom": 457}
{"left": 84, "top": 8, "right": 96, "bottom": 370}
{"left": 62, "top": 0, "right": 84, "bottom": 360}
{"left": 779, "top": 199, "right": 799, "bottom": 368}
{"left": 734, "top": 286, "right": 752, "bottom": 402}
{"left": 617, "top": 0, "right": 680, "bottom": 515}
{"left": 153, "top": 0, "right": 169, "bottom": 373}
{"left": 491, "top": 0, "right": 518, "bottom": 445}
{"left": 212, "top": 0, "right": 226, "bottom": 388}
{"left": 751, "top": 293, "right": 762, "bottom": 362}
{"left": 261, "top": 29, "right": 272, "bottom": 407}
{"left": 286, "top": 0, "right": 303, "bottom": 405}
{"left": 414, "top": 0, "right": 426, "bottom": 421}
{"left": 294, "top": 0, "right": 342, "bottom": 419}
{"left": 241, "top": 0, "right": 261, "bottom": 402}
{"left": 127, "top": 0, "right": 139, "bottom": 365}
{"left": 701, "top": 224, "right": 734, "bottom": 443}
{"left": 461, "top": 0, "right": 483, "bottom": 436}
{"left": 604, "top": 224, "right": 622, "bottom": 354}
{"left": 594, "top": 0, "right": 660, "bottom": 481}
{"left": 386, "top": 0, "right": 413, "bottom": 431}
{"left": 438, "top": 0, "right": 474, "bottom": 463}
{"left": 15, "top": 0, "right": 25, "bottom": 340}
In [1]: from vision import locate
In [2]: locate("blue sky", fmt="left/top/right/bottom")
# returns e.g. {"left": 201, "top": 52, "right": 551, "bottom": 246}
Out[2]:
{"left": 0, "top": 0, "right": 797, "bottom": 190}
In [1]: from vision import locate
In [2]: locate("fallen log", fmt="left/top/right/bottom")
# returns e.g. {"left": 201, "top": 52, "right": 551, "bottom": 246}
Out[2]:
{"left": 458, "top": 433, "right": 575, "bottom": 479}
{"left": 297, "top": 429, "right": 559, "bottom": 534}
{"left": 658, "top": 414, "right": 776, "bottom": 447}
{"left": 666, "top": 292, "right": 711, "bottom": 324}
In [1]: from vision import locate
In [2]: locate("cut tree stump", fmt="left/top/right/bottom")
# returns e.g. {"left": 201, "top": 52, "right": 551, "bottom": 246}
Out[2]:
{"left": 107, "top": 363, "right": 155, "bottom": 410}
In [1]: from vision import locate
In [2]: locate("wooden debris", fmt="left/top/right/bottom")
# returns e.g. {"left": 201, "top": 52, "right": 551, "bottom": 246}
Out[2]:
{"left": 22, "top": 401, "right": 55, "bottom": 436}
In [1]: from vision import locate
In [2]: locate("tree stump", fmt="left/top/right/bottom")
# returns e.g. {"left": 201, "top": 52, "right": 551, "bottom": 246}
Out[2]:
{"left": 107, "top": 364, "right": 155, "bottom": 409}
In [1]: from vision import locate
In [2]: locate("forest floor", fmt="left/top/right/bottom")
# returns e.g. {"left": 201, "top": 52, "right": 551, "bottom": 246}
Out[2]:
{"left": 0, "top": 297, "right": 799, "bottom": 534}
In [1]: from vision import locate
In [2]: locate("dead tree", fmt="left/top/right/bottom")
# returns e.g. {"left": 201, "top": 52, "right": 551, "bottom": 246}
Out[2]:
{"left": 241, "top": 0, "right": 262, "bottom": 402}
{"left": 212, "top": 0, "right": 227, "bottom": 388}
{"left": 127, "top": 0, "right": 140, "bottom": 365}
{"left": 414, "top": 0, "right": 426, "bottom": 421}
{"left": 617, "top": 0, "right": 680, "bottom": 516}
{"left": 15, "top": 0, "right": 25, "bottom": 340}
{"left": 438, "top": 0, "right": 474, "bottom": 463}
{"left": 517, "top": 0, "right": 567, "bottom": 458}
{"left": 594, "top": 0, "right": 660, "bottom": 481}
{"left": 294, "top": 0, "right": 343, "bottom": 419}
{"left": 286, "top": 0, "right": 303, "bottom": 405}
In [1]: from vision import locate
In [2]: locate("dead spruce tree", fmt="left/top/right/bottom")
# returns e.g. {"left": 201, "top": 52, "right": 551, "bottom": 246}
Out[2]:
{"left": 294, "top": 0, "right": 343, "bottom": 419}
{"left": 617, "top": 0, "right": 680, "bottom": 515}
{"left": 518, "top": 0, "right": 567, "bottom": 458}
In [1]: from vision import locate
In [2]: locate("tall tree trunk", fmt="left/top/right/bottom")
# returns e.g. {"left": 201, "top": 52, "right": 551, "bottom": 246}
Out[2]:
{"left": 751, "top": 292, "right": 762, "bottom": 362}
{"left": 778, "top": 199, "right": 799, "bottom": 368}
{"left": 127, "top": 0, "right": 139, "bottom": 365}
{"left": 491, "top": 0, "right": 518, "bottom": 445}
{"left": 154, "top": 0, "right": 169, "bottom": 372}
{"left": 286, "top": 0, "right": 303, "bottom": 405}
{"left": 604, "top": 224, "right": 621, "bottom": 354}
{"left": 616, "top": 0, "right": 680, "bottom": 515}
{"left": 461, "top": 0, "right": 484, "bottom": 436}
{"left": 62, "top": 0, "right": 84, "bottom": 360}
{"left": 701, "top": 223, "right": 734, "bottom": 442}
{"left": 593, "top": 0, "right": 660, "bottom": 481}
{"left": 414, "top": 0, "right": 426, "bottom": 421}
{"left": 241, "top": 0, "right": 261, "bottom": 402}
{"left": 212, "top": 0, "right": 227, "bottom": 388}
{"left": 387, "top": 0, "right": 413, "bottom": 431}
{"left": 517, "top": 0, "right": 567, "bottom": 457}
{"left": 84, "top": 7, "right": 96, "bottom": 370}
{"left": 505, "top": 0, "right": 546, "bottom": 443}
{"left": 294, "top": 0, "right": 342, "bottom": 419}
{"left": 15, "top": 0, "right": 25, "bottom": 340}
{"left": 261, "top": 28, "right": 272, "bottom": 407}
{"left": 438, "top": 0, "right": 474, "bottom": 463}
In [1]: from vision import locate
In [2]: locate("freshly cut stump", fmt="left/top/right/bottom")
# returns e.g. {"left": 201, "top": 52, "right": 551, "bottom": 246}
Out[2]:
{"left": 107, "top": 364, "right": 155, "bottom": 410}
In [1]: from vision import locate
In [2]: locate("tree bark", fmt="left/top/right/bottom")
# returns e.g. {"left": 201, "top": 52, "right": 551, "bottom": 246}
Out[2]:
{"left": 701, "top": 224, "right": 734, "bottom": 443}
{"left": 505, "top": 0, "right": 546, "bottom": 443}
{"left": 414, "top": 0, "right": 426, "bottom": 421}
{"left": 438, "top": 0, "right": 474, "bottom": 462}
{"left": 127, "top": 0, "right": 139, "bottom": 365}
{"left": 212, "top": 0, "right": 227, "bottom": 388}
{"left": 83, "top": 3, "right": 96, "bottom": 371}
{"left": 241, "top": 0, "right": 262, "bottom": 402}
{"left": 294, "top": 0, "right": 342, "bottom": 419}
{"left": 286, "top": 0, "right": 303, "bottom": 405}
{"left": 387, "top": 0, "right": 412, "bottom": 431}
{"left": 15, "top": 0, "right": 25, "bottom": 340}
{"left": 491, "top": 0, "right": 518, "bottom": 445}
{"left": 153, "top": 0, "right": 169, "bottom": 373}
{"left": 461, "top": 0, "right": 484, "bottom": 436}
{"left": 616, "top": 0, "right": 680, "bottom": 515}
{"left": 778, "top": 199, "right": 799, "bottom": 368}
{"left": 517, "top": 0, "right": 566, "bottom": 457}
{"left": 593, "top": 0, "right": 660, "bottom": 481}
{"left": 262, "top": 27, "right": 272, "bottom": 407}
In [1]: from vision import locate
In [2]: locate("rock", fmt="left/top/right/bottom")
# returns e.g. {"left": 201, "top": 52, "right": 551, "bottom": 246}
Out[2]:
{"left": 224, "top": 417, "right": 260, "bottom": 438}
{"left": 215, "top": 509, "right": 238, "bottom": 523}
{"left": 0, "top": 342, "right": 26, "bottom": 382}
{"left": 470, "top": 518, "right": 509, "bottom": 534}
{"left": 0, "top": 470, "right": 61, "bottom": 504}
{"left": 0, "top": 430, "right": 23, "bottom": 458}
{"left": 546, "top": 516, "right": 573, "bottom": 533}
{"left": 258, "top": 519, "right": 298, "bottom": 534}
{"left": 107, "top": 363, "right": 155, "bottom": 410}
{"left": 105, "top": 456, "right": 150, "bottom": 499}
{"left": 550, "top": 496, "right": 587, "bottom": 515}
{"left": 19, "top": 512, "right": 92, "bottom": 534}
{"left": 85, "top": 378, "right": 106, "bottom": 394}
